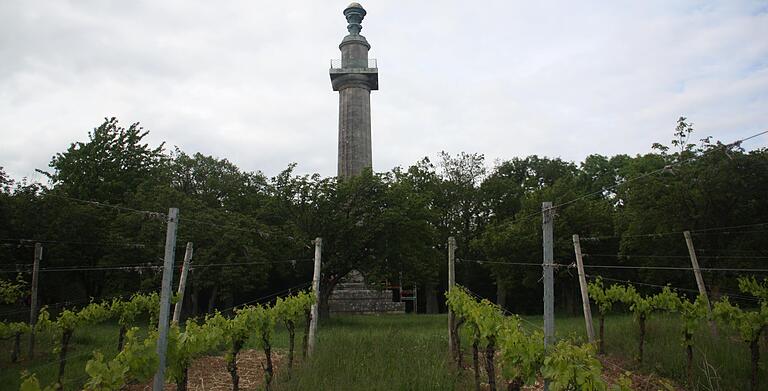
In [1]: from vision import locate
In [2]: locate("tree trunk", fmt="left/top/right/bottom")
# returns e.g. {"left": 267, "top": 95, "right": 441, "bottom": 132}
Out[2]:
{"left": 425, "top": 283, "right": 438, "bottom": 314}
{"left": 449, "top": 311, "right": 457, "bottom": 363}
{"left": 599, "top": 315, "right": 605, "bottom": 354}
{"left": 472, "top": 336, "right": 481, "bottom": 391}
{"left": 750, "top": 337, "right": 760, "bottom": 391}
{"left": 224, "top": 294, "right": 235, "bottom": 316}
{"left": 685, "top": 333, "right": 693, "bottom": 387}
{"left": 507, "top": 378, "right": 524, "bottom": 391}
{"left": 286, "top": 320, "right": 295, "bottom": 371}
{"left": 302, "top": 309, "right": 310, "bottom": 359}
{"left": 117, "top": 325, "right": 127, "bottom": 351}
{"left": 191, "top": 288, "right": 199, "bottom": 316}
{"left": 208, "top": 286, "right": 218, "bottom": 313}
{"left": 485, "top": 336, "right": 497, "bottom": 391}
{"left": 638, "top": 315, "right": 646, "bottom": 363}
{"left": 496, "top": 276, "right": 507, "bottom": 310}
{"left": 452, "top": 318, "right": 465, "bottom": 368}
{"left": 177, "top": 365, "right": 189, "bottom": 391}
{"left": 56, "top": 329, "right": 73, "bottom": 390}
{"left": 227, "top": 340, "right": 243, "bottom": 391}
{"left": 11, "top": 331, "right": 21, "bottom": 362}
{"left": 262, "top": 332, "right": 274, "bottom": 391}
{"left": 319, "top": 279, "right": 338, "bottom": 320}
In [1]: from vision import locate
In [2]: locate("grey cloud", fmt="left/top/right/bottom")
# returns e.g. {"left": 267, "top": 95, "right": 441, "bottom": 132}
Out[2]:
{"left": 0, "top": 0, "right": 766, "bottom": 183}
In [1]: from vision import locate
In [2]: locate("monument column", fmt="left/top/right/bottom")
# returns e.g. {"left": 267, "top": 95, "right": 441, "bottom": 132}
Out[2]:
{"left": 330, "top": 2, "right": 378, "bottom": 179}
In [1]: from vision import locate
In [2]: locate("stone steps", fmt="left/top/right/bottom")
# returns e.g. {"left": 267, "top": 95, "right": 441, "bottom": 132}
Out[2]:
{"left": 329, "top": 289, "right": 391, "bottom": 300}
{"left": 328, "top": 269, "right": 404, "bottom": 315}
{"left": 328, "top": 300, "right": 405, "bottom": 314}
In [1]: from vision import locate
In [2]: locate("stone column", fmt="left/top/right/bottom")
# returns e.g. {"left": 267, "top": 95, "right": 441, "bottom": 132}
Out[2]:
{"left": 330, "top": 2, "right": 378, "bottom": 179}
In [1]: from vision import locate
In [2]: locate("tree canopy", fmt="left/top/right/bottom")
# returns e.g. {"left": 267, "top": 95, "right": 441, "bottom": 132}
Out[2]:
{"left": 1, "top": 116, "right": 766, "bottom": 318}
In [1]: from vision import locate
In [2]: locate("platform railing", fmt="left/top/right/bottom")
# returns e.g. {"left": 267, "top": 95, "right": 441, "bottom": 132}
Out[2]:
{"left": 330, "top": 58, "right": 377, "bottom": 69}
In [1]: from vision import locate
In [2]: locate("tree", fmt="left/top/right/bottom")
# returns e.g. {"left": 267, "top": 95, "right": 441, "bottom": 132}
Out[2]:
{"left": 42, "top": 117, "right": 165, "bottom": 203}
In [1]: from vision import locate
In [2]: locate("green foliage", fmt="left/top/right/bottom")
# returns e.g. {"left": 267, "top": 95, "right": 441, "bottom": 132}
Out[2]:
{"left": 498, "top": 318, "right": 544, "bottom": 386}
{"left": 82, "top": 352, "right": 128, "bottom": 391}
{"left": 651, "top": 287, "right": 681, "bottom": 313}
{"left": 273, "top": 290, "right": 314, "bottom": 326}
{"left": 712, "top": 276, "right": 768, "bottom": 344}
{"left": 677, "top": 294, "right": 708, "bottom": 347}
{"left": 713, "top": 298, "right": 768, "bottom": 343}
{"left": 19, "top": 372, "right": 55, "bottom": 391}
{"left": 542, "top": 340, "right": 606, "bottom": 391}
{"left": 447, "top": 285, "right": 607, "bottom": 389}
{"left": 42, "top": 117, "right": 165, "bottom": 203}
{"left": 0, "top": 321, "right": 31, "bottom": 339}
{"left": 165, "top": 320, "right": 224, "bottom": 386}
{"left": 606, "top": 283, "right": 679, "bottom": 320}
{"left": 111, "top": 292, "right": 159, "bottom": 328}
{"left": 83, "top": 327, "right": 158, "bottom": 390}
{"left": 588, "top": 277, "right": 620, "bottom": 315}
{"left": 738, "top": 276, "right": 768, "bottom": 302}
{"left": 0, "top": 275, "right": 27, "bottom": 304}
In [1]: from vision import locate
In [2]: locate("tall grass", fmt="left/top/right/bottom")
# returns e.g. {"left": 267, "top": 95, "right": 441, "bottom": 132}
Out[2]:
{"left": 522, "top": 313, "right": 764, "bottom": 390}
{"left": 1, "top": 314, "right": 762, "bottom": 390}
{"left": 276, "top": 315, "right": 467, "bottom": 390}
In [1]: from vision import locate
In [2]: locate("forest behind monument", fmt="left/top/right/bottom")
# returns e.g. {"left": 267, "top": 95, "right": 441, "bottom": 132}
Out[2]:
{"left": 1, "top": 116, "right": 766, "bottom": 319}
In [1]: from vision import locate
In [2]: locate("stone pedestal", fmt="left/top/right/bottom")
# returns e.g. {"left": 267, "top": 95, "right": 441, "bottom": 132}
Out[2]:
{"left": 328, "top": 270, "right": 404, "bottom": 315}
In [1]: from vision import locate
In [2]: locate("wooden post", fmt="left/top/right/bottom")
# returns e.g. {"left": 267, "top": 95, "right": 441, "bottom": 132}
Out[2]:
{"left": 447, "top": 236, "right": 456, "bottom": 356}
{"left": 572, "top": 234, "right": 595, "bottom": 344}
{"left": 172, "top": 242, "right": 193, "bottom": 325}
{"left": 683, "top": 231, "right": 716, "bottom": 334}
{"left": 28, "top": 243, "right": 42, "bottom": 358}
{"left": 542, "top": 202, "right": 554, "bottom": 391}
{"left": 683, "top": 231, "right": 709, "bottom": 304}
{"left": 308, "top": 237, "right": 322, "bottom": 356}
{"left": 153, "top": 208, "right": 179, "bottom": 391}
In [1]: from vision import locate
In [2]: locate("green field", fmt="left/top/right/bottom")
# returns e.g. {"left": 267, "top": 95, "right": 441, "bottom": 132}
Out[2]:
{"left": 276, "top": 315, "right": 468, "bottom": 390}
{"left": 1, "top": 314, "right": 764, "bottom": 390}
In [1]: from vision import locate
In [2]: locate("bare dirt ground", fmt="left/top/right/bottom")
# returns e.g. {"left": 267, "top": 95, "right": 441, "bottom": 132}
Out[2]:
{"left": 126, "top": 349, "right": 680, "bottom": 391}
{"left": 124, "top": 349, "right": 284, "bottom": 391}
{"left": 481, "top": 354, "right": 683, "bottom": 391}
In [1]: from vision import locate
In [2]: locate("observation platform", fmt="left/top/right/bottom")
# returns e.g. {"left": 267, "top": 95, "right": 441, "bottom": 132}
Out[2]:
{"left": 329, "top": 59, "right": 378, "bottom": 90}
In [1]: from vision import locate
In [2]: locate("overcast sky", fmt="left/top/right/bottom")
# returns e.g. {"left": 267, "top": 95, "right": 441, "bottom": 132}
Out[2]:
{"left": 1, "top": 1, "right": 766, "bottom": 182}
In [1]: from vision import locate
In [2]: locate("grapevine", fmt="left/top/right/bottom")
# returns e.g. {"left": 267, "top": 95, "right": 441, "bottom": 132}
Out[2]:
{"left": 0, "top": 321, "right": 31, "bottom": 362}
{"left": 83, "top": 327, "right": 158, "bottom": 391}
{"left": 0, "top": 275, "right": 28, "bottom": 304}
{"left": 273, "top": 290, "right": 314, "bottom": 373}
{"left": 674, "top": 293, "right": 706, "bottom": 387}
{"left": 447, "top": 286, "right": 609, "bottom": 391}
{"left": 587, "top": 277, "right": 627, "bottom": 354}
{"left": 164, "top": 320, "right": 223, "bottom": 391}
{"left": 713, "top": 277, "right": 768, "bottom": 391}
{"left": 110, "top": 292, "right": 159, "bottom": 351}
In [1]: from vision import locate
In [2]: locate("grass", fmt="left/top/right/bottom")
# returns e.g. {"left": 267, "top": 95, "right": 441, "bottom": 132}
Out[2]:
{"left": 1, "top": 314, "right": 763, "bottom": 390}
{"left": 0, "top": 320, "right": 296, "bottom": 391}
{"left": 0, "top": 322, "right": 126, "bottom": 391}
{"left": 521, "top": 313, "right": 765, "bottom": 390}
{"left": 275, "top": 315, "right": 466, "bottom": 390}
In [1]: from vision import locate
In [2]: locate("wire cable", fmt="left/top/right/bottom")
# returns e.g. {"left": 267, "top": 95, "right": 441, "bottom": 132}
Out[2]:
{"left": 216, "top": 281, "right": 313, "bottom": 314}
{"left": 47, "top": 194, "right": 167, "bottom": 220}
{"left": 584, "top": 274, "right": 760, "bottom": 303}
{"left": 578, "top": 264, "right": 768, "bottom": 273}
{"left": 0, "top": 258, "right": 314, "bottom": 274}
{"left": 581, "top": 223, "right": 768, "bottom": 241}
{"left": 583, "top": 253, "right": 768, "bottom": 260}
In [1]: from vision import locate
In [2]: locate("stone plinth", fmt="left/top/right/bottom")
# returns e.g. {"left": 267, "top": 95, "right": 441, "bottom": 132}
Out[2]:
{"left": 328, "top": 270, "right": 405, "bottom": 315}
